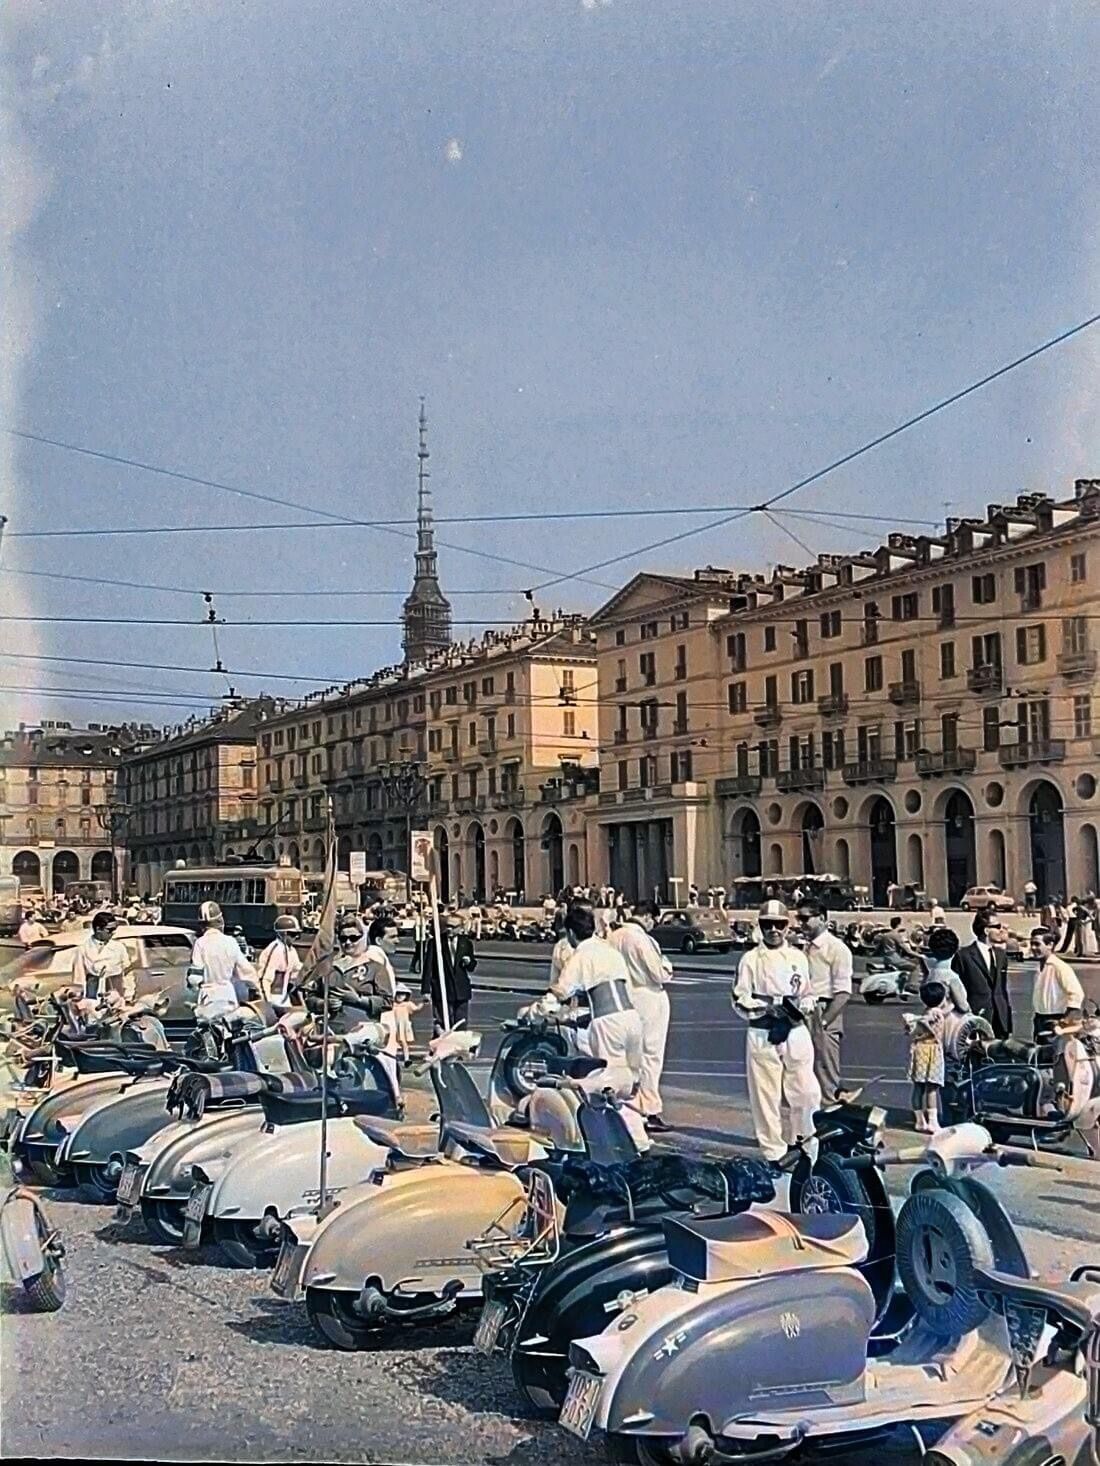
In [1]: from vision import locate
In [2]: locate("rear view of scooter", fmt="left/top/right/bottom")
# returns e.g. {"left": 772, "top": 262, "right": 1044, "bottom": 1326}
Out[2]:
{"left": 562, "top": 1123, "right": 1062, "bottom": 1462}
{"left": 1, "top": 1184, "right": 67, "bottom": 1311}
{"left": 488, "top": 999, "right": 591, "bottom": 1126}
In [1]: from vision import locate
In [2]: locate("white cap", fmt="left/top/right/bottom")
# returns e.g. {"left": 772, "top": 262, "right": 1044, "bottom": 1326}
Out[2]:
{"left": 758, "top": 899, "right": 789, "bottom": 922}
{"left": 199, "top": 900, "right": 223, "bottom": 924}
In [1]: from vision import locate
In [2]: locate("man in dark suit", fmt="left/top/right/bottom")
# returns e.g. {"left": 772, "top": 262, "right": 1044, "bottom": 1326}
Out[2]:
{"left": 953, "top": 911, "right": 1011, "bottom": 1036}
{"left": 420, "top": 907, "right": 477, "bottom": 1034}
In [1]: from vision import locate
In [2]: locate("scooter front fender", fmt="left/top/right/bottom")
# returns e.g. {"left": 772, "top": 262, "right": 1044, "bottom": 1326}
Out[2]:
{"left": 0, "top": 1191, "right": 46, "bottom": 1282}
{"left": 207, "top": 1119, "right": 388, "bottom": 1223}
{"left": 55, "top": 1080, "right": 173, "bottom": 1166}
{"left": 301, "top": 1163, "right": 526, "bottom": 1297}
{"left": 141, "top": 1110, "right": 266, "bottom": 1200}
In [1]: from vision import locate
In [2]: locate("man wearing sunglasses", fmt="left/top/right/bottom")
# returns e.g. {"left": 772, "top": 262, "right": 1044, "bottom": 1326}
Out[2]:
{"left": 732, "top": 900, "right": 821, "bottom": 1167}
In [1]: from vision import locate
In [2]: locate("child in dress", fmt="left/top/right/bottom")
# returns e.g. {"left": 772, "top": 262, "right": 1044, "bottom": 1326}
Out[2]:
{"left": 903, "top": 978, "right": 949, "bottom": 1133}
{"left": 378, "top": 984, "right": 424, "bottom": 1100}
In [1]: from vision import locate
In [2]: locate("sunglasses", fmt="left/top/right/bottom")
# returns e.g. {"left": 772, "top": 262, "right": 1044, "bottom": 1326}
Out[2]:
{"left": 759, "top": 920, "right": 788, "bottom": 932}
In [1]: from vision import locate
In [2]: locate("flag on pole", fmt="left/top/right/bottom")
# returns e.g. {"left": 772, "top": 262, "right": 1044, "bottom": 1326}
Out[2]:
{"left": 304, "top": 811, "right": 338, "bottom": 983}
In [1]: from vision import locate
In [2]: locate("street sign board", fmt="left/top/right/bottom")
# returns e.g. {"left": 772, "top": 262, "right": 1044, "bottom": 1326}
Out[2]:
{"left": 410, "top": 830, "right": 434, "bottom": 884}
{"left": 348, "top": 852, "right": 367, "bottom": 886}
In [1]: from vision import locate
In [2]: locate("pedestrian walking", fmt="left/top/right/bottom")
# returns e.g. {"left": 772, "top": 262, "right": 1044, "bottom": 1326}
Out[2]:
{"left": 1022, "top": 879, "right": 1038, "bottom": 912}
{"left": 929, "top": 897, "right": 946, "bottom": 925}
{"left": 903, "top": 978, "right": 949, "bottom": 1133}
{"left": 255, "top": 914, "right": 303, "bottom": 1009}
{"left": 609, "top": 898, "right": 673, "bottom": 1133}
{"left": 1028, "top": 928, "right": 1084, "bottom": 1043}
{"left": 795, "top": 897, "right": 853, "bottom": 1101}
{"left": 731, "top": 900, "right": 821, "bottom": 1167}
{"left": 420, "top": 907, "right": 476, "bottom": 1033}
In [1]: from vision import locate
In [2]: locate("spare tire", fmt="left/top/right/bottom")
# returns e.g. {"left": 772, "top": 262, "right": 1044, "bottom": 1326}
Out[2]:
{"left": 943, "top": 1012, "right": 995, "bottom": 1062}
{"left": 895, "top": 1190, "right": 993, "bottom": 1336}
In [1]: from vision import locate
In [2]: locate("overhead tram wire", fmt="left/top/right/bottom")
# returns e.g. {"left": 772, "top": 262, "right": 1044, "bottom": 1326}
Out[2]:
{"left": 0, "top": 567, "right": 532, "bottom": 597}
{"left": 526, "top": 308, "right": 1100, "bottom": 593}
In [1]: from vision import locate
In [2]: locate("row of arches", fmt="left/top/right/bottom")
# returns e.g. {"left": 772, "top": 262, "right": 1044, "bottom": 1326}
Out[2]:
{"left": 433, "top": 812, "right": 577, "bottom": 902}
{"left": 727, "top": 779, "right": 1079, "bottom": 904}
{"left": 11, "top": 849, "right": 115, "bottom": 892}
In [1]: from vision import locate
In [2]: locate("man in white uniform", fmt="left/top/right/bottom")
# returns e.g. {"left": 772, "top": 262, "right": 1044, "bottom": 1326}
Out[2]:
{"left": 188, "top": 901, "right": 258, "bottom": 1021}
{"left": 72, "top": 911, "right": 134, "bottom": 1000}
{"left": 732, "top": 899, "right": 821, "bottom": 1166}
{"left": 254, "top": 915, "right": 303, "bottom": 1009}
{"left": 795, "top": 897, "right": 853, "bottom": 1100}
{"left": 609, "top": 898, "right": 673, "bottom": 1133}
{"left": 1029, "top": 927, "right": 1085, "bottom": 1042}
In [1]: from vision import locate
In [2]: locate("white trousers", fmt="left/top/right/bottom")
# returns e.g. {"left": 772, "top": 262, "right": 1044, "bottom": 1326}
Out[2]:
{"left": 630, "top": 985, "right": 671, "bottom": 1117}
{"left": 745, "top": 1025, "right": 822, "bottom": 1163}
{"left": 586, "top": 1009, "right": 649, "bottom": 1151}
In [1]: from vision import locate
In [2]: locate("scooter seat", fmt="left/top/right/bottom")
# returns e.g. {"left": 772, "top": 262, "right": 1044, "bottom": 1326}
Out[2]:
{"left": 543, "top": 1056, "right": 606, "bottom": 1081}
{"left": 257, "top": 1084, "right": 392, "bottom": 1126}
{"left": 352, "top": 1117, "right": 440, "bottom": 1158}
{"left": 973, "top": 1265, "right": 1100, "bottom": 1338}
{"left": 443, "top": 1121, "right": 546, "bottom": 1169}
{"left": 665, "top": 1208, "right": 868, "bottom": 1284}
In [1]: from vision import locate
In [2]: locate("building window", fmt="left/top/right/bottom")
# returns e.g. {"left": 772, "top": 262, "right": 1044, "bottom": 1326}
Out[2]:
{"left": 728, "top": 681, "right": 747, "bottom": 714}
{"left": 891, "top": 592, "right": 919, "bottom": 621}
{"left": 823, "top": 728, "right": 845, "bottom": 770}
{"left": 669, "top": 610, "right": 689, "bottom": 631}
{"left": 939, "top": 642, "right": 956, "bottom": 679}
{"left": 820, "top": 609, "right": 841, "bottom": 639}
{"left": 445, "top": 686, "right": 457, "bottom": 705}
{"left": 1063, "top": 615, "right": 1089, "bottom": 655}
{"left": 791, "top": 669, "right": 815, "bottom": 705}
{"left": 27, "top": 785, "right": 38, "bottom": 806}
{"left": 972, "top": 573, "right": 996, "bottom": 605}
{"left": 671, "top": 749, "right": 693, "bottom": 782}
{"left": 1070, "top": 552, "right": 1087, "bottom": 584}
{"left": 1074, "top": 695, "right": 1092, "bottom": 740}
{"left": 931, "top": 583, "right": 955, "bottom": 627}
{"left": 563, "top": 711, "right": 575, "bottom": 737}
{"left": 674, "top": 644, "right": 687, "bottom": 679}
{"left": 758, "top": 740, "right": 779, "bottom": 777}
{"left": 640, "top": 620, "right": 659, "bottom": 640}
{"left": 972, "top": 630, "right": 1002, "bottom": 669}
{"left": 617, "top": 760, "right": 629, "bottom": 791}
{"left": 468, "top": 722, "right": 477, "bottom": 746}
{"left": 615, "top": 628, "right": 626, "bottom": 646}
{"left": 639, "top": 652, "right": 656, "bottom": 687}
{"left": 1014, "top": 561, "right": 1046, "bottom": 609}
{"left": 1015, "top": 624, "right": 1047, "bottom": 665}
{"left": 675, "top": 691, "right": 688, "bottom": 732}
{"left": 941, "top": 712, "right": 959, "bottom": 751}
{"left": 506, "top": 714, "right": 516, "bottom": 739}
{"left": 764, "top": 674, "right": 778, "bottom": 708}
{"left": 763, "top": 625, "right": 777, "bottom": 653}
{"left": 639, "top": 700, "right": 659, "bottom": 737}
{"left": 864, "top": 655, "right": 883, "bottom": 692}
{"left": 80, "top": 817, "right": 92, "bottom": 838}
{"left": 81, "top": 786, "right": 92, "bottom": 805}
{"left": 726, "top": 632, "right": 746, "bottom": 671}
{"left": 481, "top": 676, "right": 494, "bottom": 695}
{"left": 893, "top": 719, "right": 920, "bottom": 760}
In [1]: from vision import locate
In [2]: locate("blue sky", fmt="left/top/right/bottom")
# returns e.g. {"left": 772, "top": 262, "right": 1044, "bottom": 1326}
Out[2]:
{"left": 1, "top": 0, "right": 1097, "bottom": 731}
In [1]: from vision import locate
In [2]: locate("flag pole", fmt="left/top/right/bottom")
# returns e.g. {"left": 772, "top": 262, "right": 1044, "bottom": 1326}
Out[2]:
{"left": 428, "top": 872, "right": 451, "bottom": 1033}
{"left": 316, "top": 798, "right": 337, "bottom": 1217}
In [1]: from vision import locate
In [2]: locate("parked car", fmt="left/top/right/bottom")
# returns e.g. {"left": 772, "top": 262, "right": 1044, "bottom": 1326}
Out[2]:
{"left": 959, "top": 885, "right": 1017, "bottom": 913}
{"left": 0, "top": 925, "right": 197, "bottom": 1022}
{"left": 652, "top": 907, "right": 732, "bottom": 955}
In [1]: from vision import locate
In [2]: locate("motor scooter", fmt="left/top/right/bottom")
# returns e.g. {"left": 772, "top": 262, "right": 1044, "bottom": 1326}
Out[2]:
{"left": 940, "top": 1007, "right": 1100, "bottom": 1154}
{"left": 858, "top": 960, "right": 920, "bottom": 1004}
{"left": 488, "top": 1001, "right": 592, "bottom": 1126}
{"left": 181, "top": 1021, "right": 400, "bottom": 1267}
{"left": 269, "top": 1030, "right": 589, "bottom": 1348}
{"left": 468, "top": 1091, "right": 891, "bottom": 1416}
{"left": 0, "top": 1184, "right": 67, "bottom": 1311}
{"left": 562, "top": 1123, "right": 1070, "bottom": 1462}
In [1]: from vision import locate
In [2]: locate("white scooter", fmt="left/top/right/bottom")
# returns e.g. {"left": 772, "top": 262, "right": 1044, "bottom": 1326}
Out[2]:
{"left": 1, "top": 1185, "right": 67, "bottom": 1311}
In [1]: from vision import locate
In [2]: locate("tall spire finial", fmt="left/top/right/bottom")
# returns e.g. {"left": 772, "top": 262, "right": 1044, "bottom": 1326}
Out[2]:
{"left": 402, "top": 395, "right": 452, "bottom": 666}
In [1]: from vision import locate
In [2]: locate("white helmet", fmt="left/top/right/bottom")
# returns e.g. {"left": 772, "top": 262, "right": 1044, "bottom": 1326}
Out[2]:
{"left": 199, "top": 900, "right": 223, "bottom": 925}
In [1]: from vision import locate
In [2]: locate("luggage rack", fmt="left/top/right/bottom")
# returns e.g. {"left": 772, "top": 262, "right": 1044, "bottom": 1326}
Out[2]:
{"left": 467, "top": 1169, "right": 560, "bottom": 1274}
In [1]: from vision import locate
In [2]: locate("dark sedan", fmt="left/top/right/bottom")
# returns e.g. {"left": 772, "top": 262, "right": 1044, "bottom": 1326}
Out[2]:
{"left": 651, "top": 907, "right": 733, "bottom": 955}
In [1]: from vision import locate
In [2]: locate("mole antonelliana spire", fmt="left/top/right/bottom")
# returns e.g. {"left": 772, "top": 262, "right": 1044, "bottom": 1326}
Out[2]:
{"left": 401, "top": 397, "right": 453, "bottom": 665}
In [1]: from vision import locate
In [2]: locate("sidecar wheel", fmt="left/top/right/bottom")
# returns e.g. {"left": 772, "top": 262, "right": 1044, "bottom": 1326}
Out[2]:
{"left": 213, "top": 1217, "right": 280, "bottom": 1270}
{"left": 24, "top": 1256, "right": 67, "bottom": 1312}
{"left": 510, "top": 1349, "right": 564, "bottom": 1418}
{"left": 140, "top": 1198, "right": 187, "bottom": 1247}
{"left": 306, "top": 1288, "right": 376, "bottom": 1350}
{"left": 72, "top": 1161, "right": 122, "bottom": 1201}
{"left": 790, "top": 1152, "right": 878, "bottom": 1253}
{"left": 896, "top": 1190, "right": 993, "bottom": 1336}
{"left": 24, "top": 1154, "right": 72, "bottom": 1188}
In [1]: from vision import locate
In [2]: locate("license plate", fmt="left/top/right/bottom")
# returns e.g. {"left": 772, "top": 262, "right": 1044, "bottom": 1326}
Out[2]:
{"left": 115, "top": 1162, "right": 144, "bottom": 1210}
{"left": 559, "top": 1369, "right": 602, "bottom": 1441}
{"left": 270, "top": 1235, "right": 307, "bottom": 1299}
{"left": 473, "top": 1298, "right": 508, "bottom": 1355}
{"left": 182, "top": 1182, "right": 212, "bottom": 1247}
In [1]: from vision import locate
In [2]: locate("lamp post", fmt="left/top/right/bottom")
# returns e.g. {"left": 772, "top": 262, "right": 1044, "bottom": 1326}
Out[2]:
{"left": 94, "top": 798, "right": 130, "bottom": 903}
{"left": 378, "top": 759, "right": 427, "bottom": 901}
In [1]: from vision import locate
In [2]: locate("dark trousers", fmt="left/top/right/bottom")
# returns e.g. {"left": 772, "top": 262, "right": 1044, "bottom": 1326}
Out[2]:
{"left": 432, "top": 997, "right": 469, "bottom": 1034}
{"left": 1033, "top": 1012, "right": 1064, "bottom": 1044}
{"left": 409, "top": 938, "right": 423, "bottom": 974}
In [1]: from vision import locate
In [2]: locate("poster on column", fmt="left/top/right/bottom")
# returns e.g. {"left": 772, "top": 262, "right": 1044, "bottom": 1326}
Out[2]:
{"left": 348, "top": 852, "right": 367, "bottom": 887}
{"left": 410, "top": 831, "right": 434, "bottom": 885}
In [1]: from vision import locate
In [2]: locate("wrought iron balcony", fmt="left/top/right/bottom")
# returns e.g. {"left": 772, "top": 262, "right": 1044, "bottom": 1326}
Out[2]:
{"left": 715, "top": 773, "right": 763, "bottom": 798}
{"left": 671, "top": 719, "right": 689, "bottom": 735}
{"left": 776, "top": 767, "right": 825, "bottom": 793}
{"left": 478, "top": 739, "right": 497, "bottom": 757}
{"left": 493, "top": 789, "right": 526, "bottom": 810}
{"left": 641, "top": 725, "right": 660, "bottom": 741}
{"left": 1057, "top": 648, "right": 1097, "bottom": 679}
{"left": 998, "top": 739, "right": 1066, "bottom": 770}
{"left": 441, "top": 747, "right": 459, "bottom": 763}
{"left": 967, "top": 664, "right": 1003, "bottom": 695}
{"left": 888, "top": 679, "right": 921, "bottom": 707}
{"left": 817, "top": 693, "right": 849, "bottom": 718}
{"left": 613, "top": 729, "right": 628, "bottom": 745}
{"left": 614, "top": 677, "right": 628, "bottom": 693}
{"left": 915, "top": 747, "right": 978, "bottom": 777}
{"left": 754, "top": 705, "right": 782, "bottom": 729}
{"left": 842, "top": 757, "right": 898, "bottom": 785}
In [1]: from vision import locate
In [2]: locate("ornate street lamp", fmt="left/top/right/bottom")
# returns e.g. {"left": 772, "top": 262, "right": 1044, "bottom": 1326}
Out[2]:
{"left": 378, "top": 758, "right": 427, "bottom": 896}
{"left": 94, "top": 798, "right": 130, "bottom": 903}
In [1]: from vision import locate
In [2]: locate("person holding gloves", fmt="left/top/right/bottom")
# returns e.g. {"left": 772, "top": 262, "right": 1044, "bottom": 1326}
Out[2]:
{"left": 254, "top": 915, "right": 303, "bottom": 1010}
{"left": 732, "top": 899, "right": 821, "bottom": 1168}
{"left": 609, "top": 898, "right": 673, "bottom": 1133}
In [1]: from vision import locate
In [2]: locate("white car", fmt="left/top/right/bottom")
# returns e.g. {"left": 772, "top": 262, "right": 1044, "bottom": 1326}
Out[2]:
{"left": 0, "top": 925, "right": 196, "bottom": 1022}
{"left": 958, "top": 886, "right": 1017, "bottom": 914}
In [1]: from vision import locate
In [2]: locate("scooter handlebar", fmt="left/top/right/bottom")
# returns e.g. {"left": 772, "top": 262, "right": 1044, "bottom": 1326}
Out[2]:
{"left": 995, "top": 1148, "right": 1064, "bottom": 1171}
{"left": 838, "top": 1144, "right": 928, "bottom": 1170}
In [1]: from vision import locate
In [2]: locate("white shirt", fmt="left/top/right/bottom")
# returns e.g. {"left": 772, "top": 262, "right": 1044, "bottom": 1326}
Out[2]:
{"left": 1033, "top": 954, "right": 1085, "bottom": 1016}
{"left": 732, "top": 942, "right": 811, "bottom": 1018}
{"left": 72, "top": 934, "right": 134, "bottom": 1000}
{"left": 927, "top": 958, "right": 971, "bottom": 1014}
{"left": 255, "top": 938, "right": 302, "bottom": 1004}
{"left": 805, "top": 929, "right": 854, "bottom": 1002}
{"left": 18, "top": 919, "right": 49, "bottom": 946}
{"left": 609, "top": 920, "right": 672, "bottom": 993}
{"left": 549, "top": 934, "right": 574, "bottom": 987}
{"left": 551, "top": 935, "right": 633, "bottom": 1002}
{"left": 930, "top": 903, "right": 946, "bottom": 924}
{"left": 191, "top": 928, "right": 256, "bottom": 1013}
{"left": 975, "top": 940, "right": 993, "bottom": 973}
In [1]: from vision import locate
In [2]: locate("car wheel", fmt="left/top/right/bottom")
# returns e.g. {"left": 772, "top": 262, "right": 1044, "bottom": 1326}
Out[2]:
{"left": 72, "top": 1160, "right": 123, "bottom": 1202}
{"left": 24, "top": 1153, "right": 73, "bottom": 1189}
{"left": 681, "top": 936, "right": 698, "bottom": 955}
{"left": 959, "top": 901, "right": 970, "bottom": 912}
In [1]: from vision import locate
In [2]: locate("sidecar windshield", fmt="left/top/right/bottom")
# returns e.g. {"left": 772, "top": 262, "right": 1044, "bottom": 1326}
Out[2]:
{"left": 578, "top": 1100, "right": 640, "bottom": 1166}
{"left": 433, "top": 1059, "right": 492, "bottom": 1129}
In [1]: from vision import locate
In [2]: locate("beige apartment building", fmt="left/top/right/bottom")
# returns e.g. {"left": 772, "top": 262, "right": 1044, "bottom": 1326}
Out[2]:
{"left": 121, "top": 699, "right": 272, "bottom": 895}
{"left": 0, "top": 722, "right": 140, "bottom": 895}
{"left": 421, "top": 614, "right": 598, "bottom": 901}
{"left": 586, "top": 480, "right": 1100, "bottom": 907}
